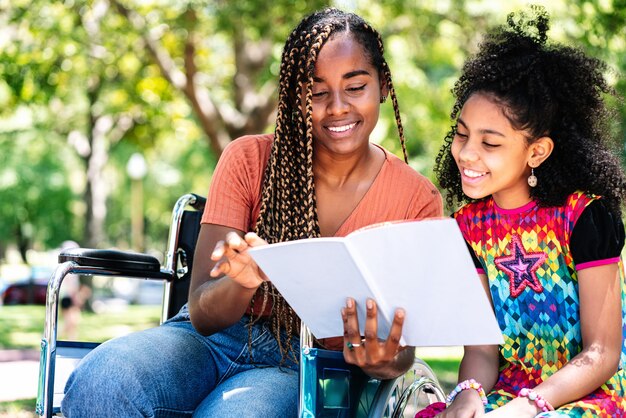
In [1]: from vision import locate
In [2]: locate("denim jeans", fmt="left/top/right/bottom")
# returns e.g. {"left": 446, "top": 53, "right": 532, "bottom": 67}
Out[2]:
{"left": 61, "top": 305, "right": 300, "bottom": 417}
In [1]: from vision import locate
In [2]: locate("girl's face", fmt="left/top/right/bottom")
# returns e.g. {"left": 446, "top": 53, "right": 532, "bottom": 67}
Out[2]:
{"left": 451, "top": 92, "right": 536, "bottom": 209}
{"left": 307, "top": 33, "right": 384, "bottom": 157}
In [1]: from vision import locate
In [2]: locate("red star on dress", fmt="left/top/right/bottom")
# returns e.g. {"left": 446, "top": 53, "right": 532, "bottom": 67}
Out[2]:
{"left": 495, "top": 235, "right": 547, "bottom": 298}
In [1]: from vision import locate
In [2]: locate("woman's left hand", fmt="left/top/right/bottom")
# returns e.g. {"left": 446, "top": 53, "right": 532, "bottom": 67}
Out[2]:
{"left": 341, "top": 297, "right": 414, "bottom": 379}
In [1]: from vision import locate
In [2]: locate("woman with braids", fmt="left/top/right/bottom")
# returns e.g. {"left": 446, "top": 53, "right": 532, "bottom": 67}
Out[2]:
{"left": 62, "top": 8, "right": 442, "bottom": 417}
{"left": 432, "top": 6, "right": 626, "bottom": 418}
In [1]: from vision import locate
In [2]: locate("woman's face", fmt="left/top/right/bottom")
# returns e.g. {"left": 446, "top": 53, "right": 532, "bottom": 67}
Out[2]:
{"left": 306, "top": 33, "right": 384, "bottom": 158}
{"left": 451, "top": 92, "right": 535, "bottom": 209}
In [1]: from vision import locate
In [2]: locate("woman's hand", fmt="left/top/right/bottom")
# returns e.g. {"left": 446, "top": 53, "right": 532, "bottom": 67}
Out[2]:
{"left": 210, "top": 231, "right": 269, "bottom": 289}
{"left": 341, "top": 297, "right": 414, "bottom": 379}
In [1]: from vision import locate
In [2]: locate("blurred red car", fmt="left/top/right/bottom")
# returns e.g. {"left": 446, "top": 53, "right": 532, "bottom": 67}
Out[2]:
{"left": 1, "top": 267, "right": 52, "bottom": 305}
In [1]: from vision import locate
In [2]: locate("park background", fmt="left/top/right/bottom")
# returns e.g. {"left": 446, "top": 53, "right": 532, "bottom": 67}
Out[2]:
{"left": 0, "top": 0, "right": 625, "bottom": 416}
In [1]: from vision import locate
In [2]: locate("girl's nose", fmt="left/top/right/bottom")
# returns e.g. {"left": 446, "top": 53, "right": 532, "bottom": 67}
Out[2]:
{"left": 457, "top": 141, "right": 479, "bottom": 163}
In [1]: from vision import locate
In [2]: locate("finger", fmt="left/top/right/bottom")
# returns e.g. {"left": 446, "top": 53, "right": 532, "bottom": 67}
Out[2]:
{"left": 210, "top": 260, "right": 229, "bottom": 277}
{"left": 342, "top": 299, "right": 361, "bottom": 349}
{"left": 363, "top": 298, "right": 379, "bottom": 349}
{"left": 210, "top": 240, "right": 225, "bottom": 261}
{"left": 244, "top": 232, "right": 268, "bottom": 247}
{"left": 383, "top": 308, "right": 405, "bottom": 354}
{"left": 225, "top": 231, "right": 247, "bottom": 252}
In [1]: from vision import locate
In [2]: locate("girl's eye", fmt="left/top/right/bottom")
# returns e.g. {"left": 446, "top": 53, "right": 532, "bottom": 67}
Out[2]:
{"left": 454, "top": 132, "right": 468, "bottom": 140}
{"left": 312, "top": 91, "right": 327, "bottom": 98}
{"left": 483, "top": 142, "right": 500, "bottom": 148}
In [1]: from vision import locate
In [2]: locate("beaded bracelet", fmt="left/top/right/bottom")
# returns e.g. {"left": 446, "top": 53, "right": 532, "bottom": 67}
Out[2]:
{"left": 446, "top": 379, "right": 488, "bottom": 405}
{"left": 518, "top": 388, "right": 554, "bottom": 413}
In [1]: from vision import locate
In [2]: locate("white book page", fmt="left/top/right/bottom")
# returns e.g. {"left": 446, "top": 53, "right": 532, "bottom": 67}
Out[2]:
{"left": 249, "top": 239, "right": 377, "bottom": 339}
{"left": 346, "top": 218, "right": 502, "bottom": 346}
{"left": 249, "top": 219, "right": 503, "bottom": 347}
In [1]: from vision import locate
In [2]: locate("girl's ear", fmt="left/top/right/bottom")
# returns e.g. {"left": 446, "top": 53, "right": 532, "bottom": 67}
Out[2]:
{"left": 529, "top": 136, "right": 554, "bottom": 167}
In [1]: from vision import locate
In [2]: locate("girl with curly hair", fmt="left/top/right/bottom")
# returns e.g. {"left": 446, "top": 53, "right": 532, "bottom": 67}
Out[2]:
{"left": 62, "top": 8, "right": 442, "bottom": 417}
{"left": 434, "top": 6, "right": 626, "bottom": 417}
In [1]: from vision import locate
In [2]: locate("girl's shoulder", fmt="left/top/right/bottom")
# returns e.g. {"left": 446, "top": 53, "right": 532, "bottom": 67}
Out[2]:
{"left": 453, "top": 198, "right": 492, "bottom": 219}
{"left": 563, "top": 191, "right": 600, "bottom": 223}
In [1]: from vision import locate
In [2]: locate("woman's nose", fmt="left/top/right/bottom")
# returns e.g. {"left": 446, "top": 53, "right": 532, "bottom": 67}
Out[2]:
{"left": 327, "top": 92, "right": 349, "bottom": 115}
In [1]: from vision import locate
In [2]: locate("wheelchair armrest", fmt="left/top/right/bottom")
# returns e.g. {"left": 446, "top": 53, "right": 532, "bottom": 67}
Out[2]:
{"left": 189, "top": 193, "right": 206, "bottom": 211}
{"left": 59, "top": 248, "right": 169, "bottom": 280}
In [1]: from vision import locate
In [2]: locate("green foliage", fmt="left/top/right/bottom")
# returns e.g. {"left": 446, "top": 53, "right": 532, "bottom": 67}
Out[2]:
{"left": 0, "top": 0, "right": 624, "bottom": 254}
{"left": 0, "top": 133, "right": 78, "bottom": 255}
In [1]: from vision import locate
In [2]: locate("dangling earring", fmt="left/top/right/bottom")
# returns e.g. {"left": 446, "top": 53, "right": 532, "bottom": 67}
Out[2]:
{"left": 528, "top": 167, "right": 537, "bottom": 187}
{"left": 380, "top": 95, "right": 387, "bottom": 103}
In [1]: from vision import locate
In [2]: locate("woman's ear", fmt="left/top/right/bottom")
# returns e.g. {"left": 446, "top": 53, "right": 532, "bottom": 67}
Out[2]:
{"left": 529, "top": 136, "right": 554, "bottom": 168}
{"left": 379, "top": 75, "right": 389, "bottom": 103}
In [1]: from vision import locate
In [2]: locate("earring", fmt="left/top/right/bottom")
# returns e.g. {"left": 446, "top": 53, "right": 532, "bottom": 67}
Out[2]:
{"left": 291, "top": 110, "right": 298, "bottom": 122}
{"left": 380, "top": 95, "right": 387, "bottom": 103}
{"left": 528, "top": 168, "right": 537, "bottom": 187}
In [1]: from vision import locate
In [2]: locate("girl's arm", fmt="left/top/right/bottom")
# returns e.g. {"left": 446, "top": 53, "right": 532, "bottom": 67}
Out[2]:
{"left": 487, "top": 262, "right": 622, "bottom": 416}
{"left": 439, "top": 273, "right": 501, "bottom": 418}
{"left": 188, "top": 226, "right": 266, "bottom": 335}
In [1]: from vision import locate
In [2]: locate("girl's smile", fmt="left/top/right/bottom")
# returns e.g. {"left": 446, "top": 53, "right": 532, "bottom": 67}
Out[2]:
{"left": 451, "top": 92, "right": 536, "bottom": 209}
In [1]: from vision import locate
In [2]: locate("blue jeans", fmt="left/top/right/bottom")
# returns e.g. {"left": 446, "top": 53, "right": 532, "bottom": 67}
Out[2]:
{"left": 61, "top": 305, "right": 300, "bottom": 417}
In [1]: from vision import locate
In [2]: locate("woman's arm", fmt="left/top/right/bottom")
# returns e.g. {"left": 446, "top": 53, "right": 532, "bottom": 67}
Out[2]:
{"left": 487, "top": 263, "right": 622, "bottom": 417}
{"left": 188, "top": 226, "right": 266, "bottom": 335}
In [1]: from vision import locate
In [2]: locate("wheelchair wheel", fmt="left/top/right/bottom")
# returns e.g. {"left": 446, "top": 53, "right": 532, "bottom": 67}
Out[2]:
{"left": 382, "top": 358, "right": 446, "bottom": 418}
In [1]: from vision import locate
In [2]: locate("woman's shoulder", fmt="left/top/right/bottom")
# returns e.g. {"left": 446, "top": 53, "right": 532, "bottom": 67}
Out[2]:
{"left": 224, "top": 133, "right": 273, "bottom": 153}
{"left": 378, "top": 145, "right": 437, "bottom": 188}
{"left": 220, "top": 133, "right": 273, "bottom": 165}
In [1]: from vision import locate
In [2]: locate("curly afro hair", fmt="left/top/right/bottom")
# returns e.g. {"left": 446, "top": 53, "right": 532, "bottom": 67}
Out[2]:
{"left": 434, "top": 5, "right": 626, "bottom": 216}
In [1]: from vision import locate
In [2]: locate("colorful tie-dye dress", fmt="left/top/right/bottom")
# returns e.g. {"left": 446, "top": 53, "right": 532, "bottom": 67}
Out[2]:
{"left": 454, "top": 192, "right": 626, "bottom": 417}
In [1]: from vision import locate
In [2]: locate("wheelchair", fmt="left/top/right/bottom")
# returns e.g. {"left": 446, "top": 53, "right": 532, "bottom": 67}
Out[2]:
{"left": 36, "top": 193, "right": 445, "bottom": 417}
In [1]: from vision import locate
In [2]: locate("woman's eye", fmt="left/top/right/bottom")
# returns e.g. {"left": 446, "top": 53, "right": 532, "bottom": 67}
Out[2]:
{"left": 347, "top": 84, "right": 366, "bottom": 92}
{"left": 312, "top": 91, "right": 327, "bottom": 98}
{"left": 483, "top": 142, "right": 500, "bottom": 148}
{"left": 454, "top": 132, "right": 468, "bottom": 140}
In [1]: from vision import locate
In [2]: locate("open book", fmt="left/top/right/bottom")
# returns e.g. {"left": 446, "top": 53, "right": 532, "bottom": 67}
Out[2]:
{"left": 248, "top": 218, "right": 503, "bottom": 347}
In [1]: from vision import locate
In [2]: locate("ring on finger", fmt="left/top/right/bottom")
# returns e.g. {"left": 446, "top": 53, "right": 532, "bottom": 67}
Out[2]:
{"left": 346, "top": 339, "right": 366, "bottom": 350}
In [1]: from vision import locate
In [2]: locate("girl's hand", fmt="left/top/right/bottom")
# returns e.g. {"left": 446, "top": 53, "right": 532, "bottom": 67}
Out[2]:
{"left": 210, "top": 231, "right": 269, "bottom": 289}
{"left": 437, "top": 390, "right": 486, "bottom": 418}
{"left": 341, "top": 297, "right": 412, "bottom": 379}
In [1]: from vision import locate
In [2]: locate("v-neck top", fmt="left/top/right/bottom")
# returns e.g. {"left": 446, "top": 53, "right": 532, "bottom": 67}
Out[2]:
{"left": 202, "top": 134, "right": 442, "bottom": 237}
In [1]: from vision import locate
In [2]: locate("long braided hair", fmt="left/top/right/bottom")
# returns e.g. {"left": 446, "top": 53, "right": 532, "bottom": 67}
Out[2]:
{"left": 250, "top": 8, "right": 408, "bottom": 363}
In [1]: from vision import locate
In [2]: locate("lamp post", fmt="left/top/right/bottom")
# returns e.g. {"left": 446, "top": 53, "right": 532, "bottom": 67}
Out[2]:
{"left": 126, "top": 153, "right": 148, "bottom": 252}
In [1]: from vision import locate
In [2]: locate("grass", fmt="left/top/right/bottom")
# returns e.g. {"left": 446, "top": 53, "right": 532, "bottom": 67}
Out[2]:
{"left": 418, "top": 356, "right": 461, "bottom": 393}
{"left": 0, "top": 304, "right": 162, "bottom": 349}
{"left": 0, "top": 399, "right": 36, "bottom": 418}
{"left": 0, "top": 303, "right": 162, "bottom": 417}
{"left": 0, "top": 305, "right": 461, "bottom": 416}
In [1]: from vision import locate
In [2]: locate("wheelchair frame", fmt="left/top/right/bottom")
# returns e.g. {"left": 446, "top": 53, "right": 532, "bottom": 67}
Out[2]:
{"left": 36, "top": 193, "right": 445, "bottom": 417}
